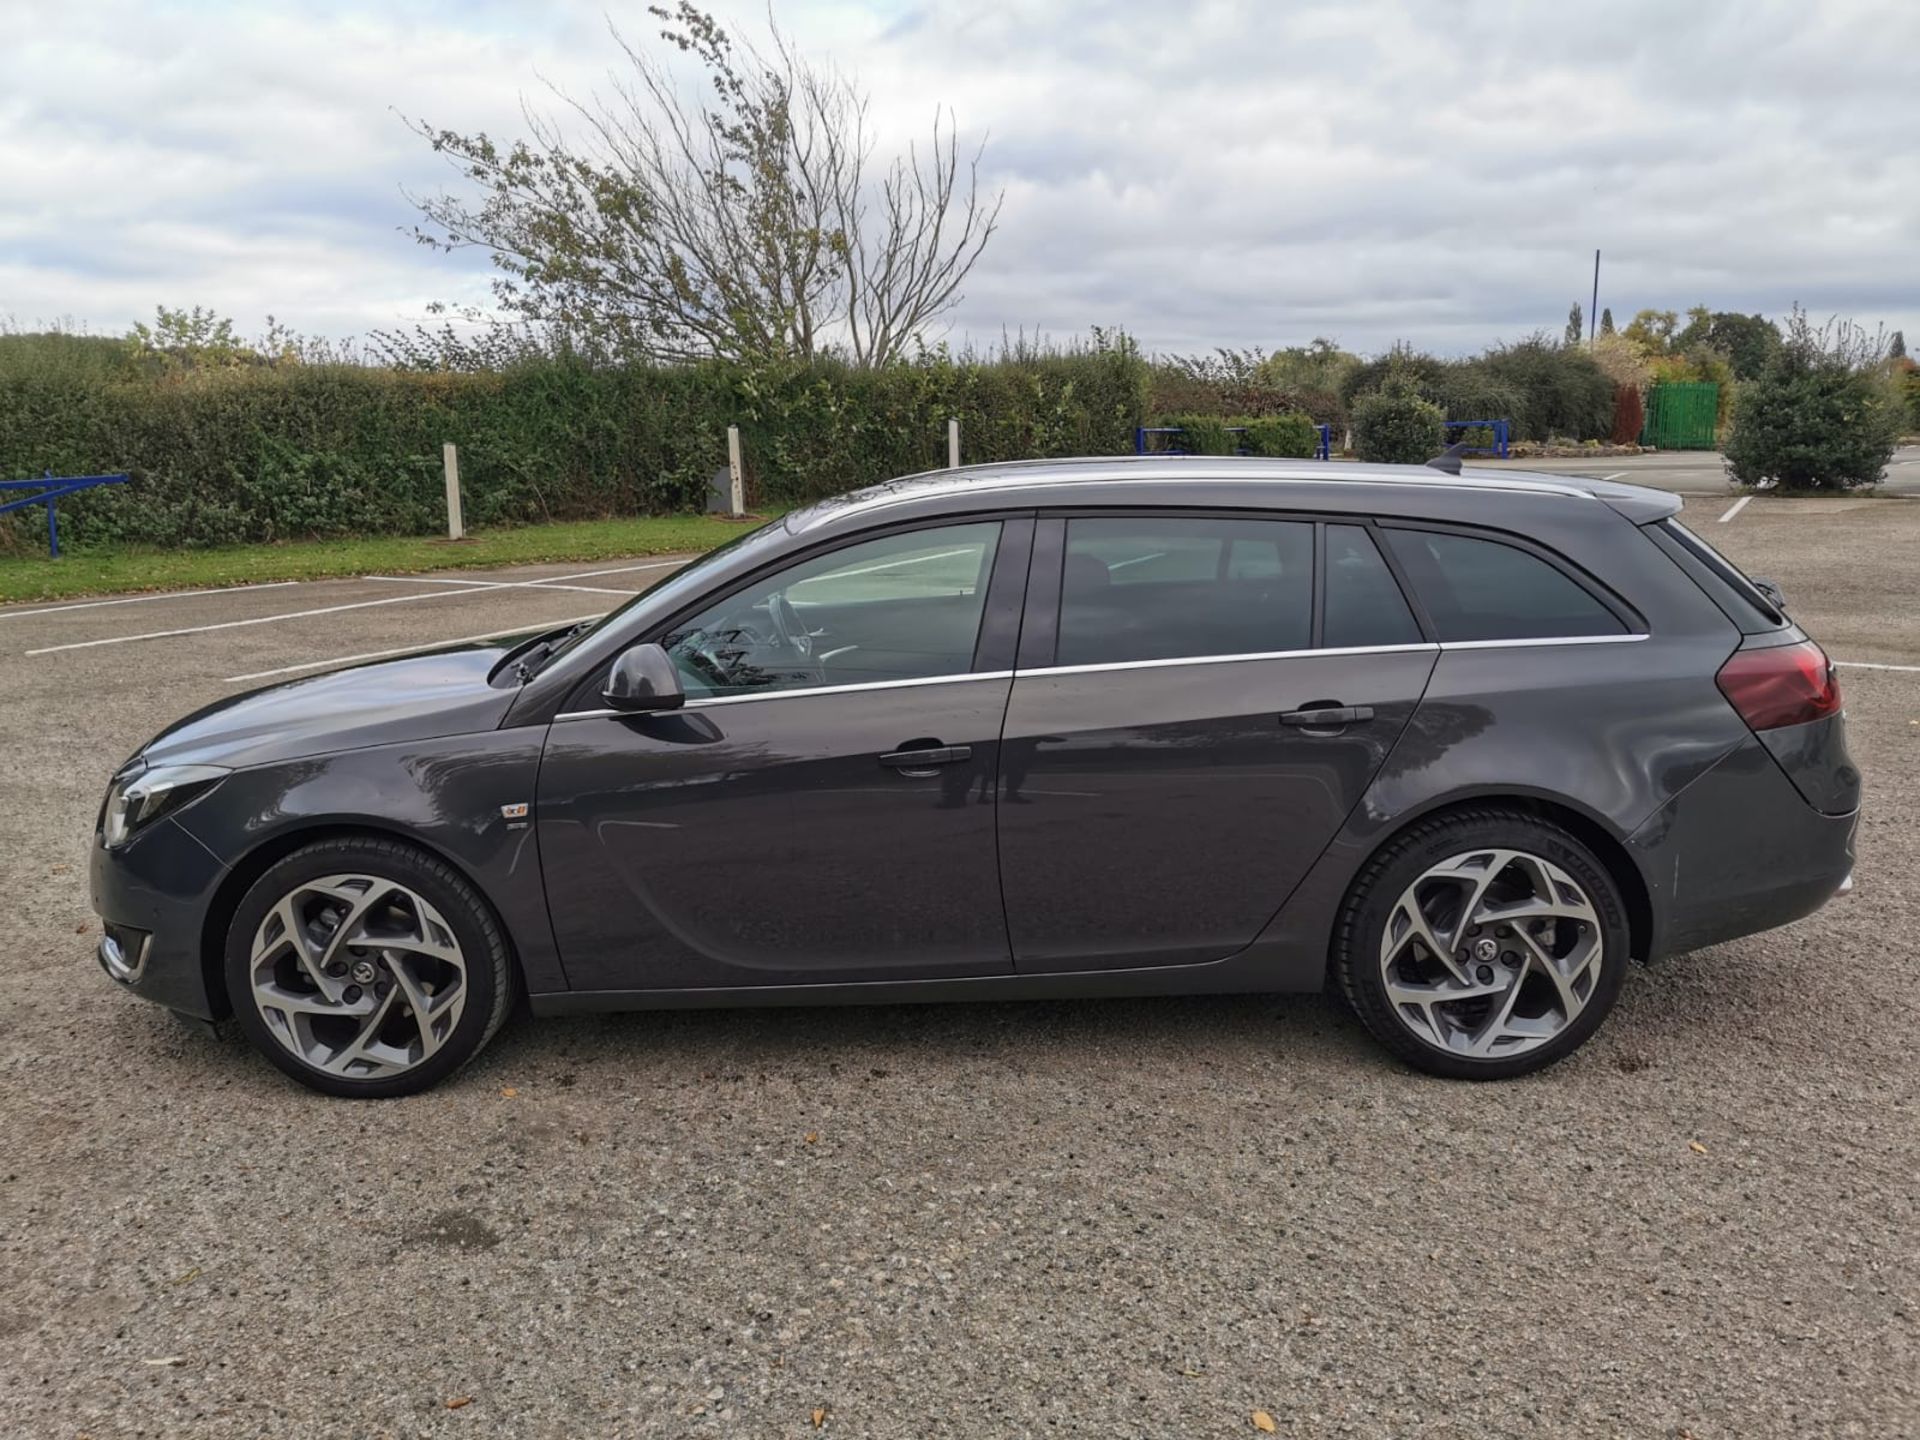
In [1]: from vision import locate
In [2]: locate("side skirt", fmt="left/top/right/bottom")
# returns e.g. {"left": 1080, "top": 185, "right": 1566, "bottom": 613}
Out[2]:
{"left": 528, "top": 939, "right": 1323, "bottom": 1016}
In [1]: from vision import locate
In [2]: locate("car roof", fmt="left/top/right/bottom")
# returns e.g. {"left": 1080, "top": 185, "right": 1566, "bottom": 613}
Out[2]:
{"left": 787, "top": 455, "right": 1681, "bottom": 531}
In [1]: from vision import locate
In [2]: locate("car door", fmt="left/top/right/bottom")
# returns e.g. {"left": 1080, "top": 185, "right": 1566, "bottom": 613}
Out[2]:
{"left": 996, "top": 514, "right": 1438, "bottom": 972}
{"left": 537, "top": 516, "right": 1032, "bottom": 992}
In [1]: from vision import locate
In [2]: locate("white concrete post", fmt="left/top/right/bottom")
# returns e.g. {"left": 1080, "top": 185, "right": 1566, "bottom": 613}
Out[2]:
{"left": 726, "top": 425, "right": 745, "bottom": 517}
{"left": 947, "top": 417, "right": 961, "bottom": 469}
{"left": 442, "top": 442, "right": 465, "bottom": 540}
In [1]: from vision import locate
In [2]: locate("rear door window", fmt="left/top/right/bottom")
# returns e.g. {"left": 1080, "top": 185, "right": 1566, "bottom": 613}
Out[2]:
{"left": 1382, "top": 528, "right": 1626, "bottom": 642}
{"left": 1323, "top": 525, "right": 1423, "bottom": 647}
{"left": 1058, "top": 517, "right": 1313, "bottom": 665}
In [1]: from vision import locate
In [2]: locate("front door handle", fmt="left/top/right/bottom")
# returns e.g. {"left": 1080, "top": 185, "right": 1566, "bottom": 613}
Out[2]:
{"left": 880, "top": 744, "right": 973, "bottom": 769}
{"left": 1279, "top": 705, "right": 1374, "bottom": 728}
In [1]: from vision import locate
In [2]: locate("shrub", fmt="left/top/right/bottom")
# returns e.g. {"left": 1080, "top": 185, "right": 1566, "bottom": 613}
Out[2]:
{"left": 1238, "top": 412, "right": 1320, "bottom": 458}
{"left": 1351, "top": 377, "right": 1444, "bottom": 464}
{"left": 1611, "top": 385, "right": 1644, "bottom": 445}
{"left": 1723, "top": 313, "right": 1901, "bottom": 491}
{"left": 1153, "top": 413, "right": 1236, "bottom": 454}
{"left": 0, "top": 343, "right": 1150, "bottom": 549}
{"left": 1474, "top": 338, "right": 1614, "bottom": 441}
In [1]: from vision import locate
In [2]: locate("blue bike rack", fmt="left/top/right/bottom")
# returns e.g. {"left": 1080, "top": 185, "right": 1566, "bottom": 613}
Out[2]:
{"left": 1135, "top": 425, "right": 1333, "bottom": 461}
{"left": 0, "top": 471, "right": 130, "bottom": 557}
{"left": 1443, "top": 419, "right": 1510, "bottom": 459}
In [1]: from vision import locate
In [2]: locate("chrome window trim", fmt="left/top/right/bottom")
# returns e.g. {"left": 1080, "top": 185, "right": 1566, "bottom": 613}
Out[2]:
{"left": 551, "top": 634, "right": 1654, "bottom": 718}
{"left": 1015, "top": 641, "right": 1440, "bottom": 679}
{"left": 1437, "top": 633, "right": 1649, "bottom": 650}
{"left": 554, "top": 669, "right": 1015, "bottom": 720}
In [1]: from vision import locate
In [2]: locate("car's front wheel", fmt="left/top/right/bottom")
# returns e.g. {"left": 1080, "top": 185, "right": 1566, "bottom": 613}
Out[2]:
{"left": 1333, "top": 808, "right": 1631, "bottom": 1079}
{"left": 224, "top": 837, "right": 515, "bottom": 1098}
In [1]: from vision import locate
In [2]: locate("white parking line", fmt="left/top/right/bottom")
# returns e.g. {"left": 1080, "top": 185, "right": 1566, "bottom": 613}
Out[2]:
{"left": 25, "top": 586, "right": 513, "bottom": 655}
{"left": 0, "top": 580, "right": 300, "bottom": 620}
{"left": 1835, "top": 660, "right": 1920, "bottom": 673}
{"left": 1718, "top": 496, "right": 1752, "bottom": 523}
{"left": 222, "top": 614, "right": 607, "bottom": 683}
{"left": 363, "top": 575, "right": 635, "bottom": 596}
{"left": 23, "top": 558, "right": 689, "bottom": 657}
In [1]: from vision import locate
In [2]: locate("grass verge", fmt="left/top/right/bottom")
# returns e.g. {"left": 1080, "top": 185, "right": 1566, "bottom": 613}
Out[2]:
{"left": 0, "top": 514, "right": 763, "bottom": 604}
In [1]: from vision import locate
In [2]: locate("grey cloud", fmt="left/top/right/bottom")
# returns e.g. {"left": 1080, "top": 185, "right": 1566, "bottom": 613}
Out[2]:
{"left": 3, "top": 0, "right": 1915, "bottom": 357}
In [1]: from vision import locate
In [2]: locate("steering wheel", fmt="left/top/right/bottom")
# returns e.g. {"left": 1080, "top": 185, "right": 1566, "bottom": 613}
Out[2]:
{"left": 768, "top": 592, "right": 812, "bottom": 659}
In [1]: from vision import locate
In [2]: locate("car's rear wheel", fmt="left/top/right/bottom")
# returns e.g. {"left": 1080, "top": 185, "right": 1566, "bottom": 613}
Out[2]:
{"left": 1333, "top": 808, "right": 1631, "bottom": 1079}
{"left": 224, "top": 837, "right": 514, "bottom": 1098}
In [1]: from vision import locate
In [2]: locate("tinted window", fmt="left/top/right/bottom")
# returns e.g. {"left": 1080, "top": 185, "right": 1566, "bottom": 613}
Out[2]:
{"left": 1652, "top": 518, "right": 1785, "bottom": 632}
{"left": 1057, "top": 518, "right": 1312, "bottom": 665}
{"left": 663, "top": 522, "right": 1000, "bottom": 697}
{"left": 1323, "top": 525, "right": 1423, "bottom": 647}
{"left": 1383, "top": 528, "right": 1624, "bottom": 642}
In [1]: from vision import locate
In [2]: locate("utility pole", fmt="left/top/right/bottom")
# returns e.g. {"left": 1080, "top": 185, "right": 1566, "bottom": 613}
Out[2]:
{"left": 1589, "top": 249, "right": 1601, "bottom": 346}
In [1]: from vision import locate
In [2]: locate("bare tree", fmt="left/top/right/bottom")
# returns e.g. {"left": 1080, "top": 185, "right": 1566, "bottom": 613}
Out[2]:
{"left": 404, "top": 3, "right": 1001, "bottom": 368}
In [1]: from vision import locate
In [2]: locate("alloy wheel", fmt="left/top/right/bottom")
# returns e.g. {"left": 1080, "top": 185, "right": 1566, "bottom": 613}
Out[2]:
{"left": 248, "top": 873, "right": 468, "bottom": 1079}
{"left": 1377, "top": 847, "right": 1604, "bottom": 1059}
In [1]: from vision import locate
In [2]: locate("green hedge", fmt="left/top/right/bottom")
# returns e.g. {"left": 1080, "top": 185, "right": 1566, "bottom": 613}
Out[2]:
{"left": 0, "top": 349, "right": 1147, "bottom": 551}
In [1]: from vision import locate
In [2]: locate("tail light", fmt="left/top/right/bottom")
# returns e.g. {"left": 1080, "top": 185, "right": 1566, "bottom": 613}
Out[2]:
{"left": 1715, "top": 641, "right": 1841, "bottom": 732}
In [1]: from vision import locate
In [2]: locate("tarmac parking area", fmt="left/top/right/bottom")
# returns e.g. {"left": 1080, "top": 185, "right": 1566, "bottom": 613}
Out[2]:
{"left": 0, "top": 503, "right": 1914, "bottom": 1438}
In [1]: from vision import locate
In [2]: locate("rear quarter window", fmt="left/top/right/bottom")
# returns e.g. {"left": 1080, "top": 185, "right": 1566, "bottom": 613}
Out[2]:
{"left": 1382, "top": 527, "right": 1627, "bottom": 642}
{"left": 1645, "top": 518, "right": 1787, "bottom": 634}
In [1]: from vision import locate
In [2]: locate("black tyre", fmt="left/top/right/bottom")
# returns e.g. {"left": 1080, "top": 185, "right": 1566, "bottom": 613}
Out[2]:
{"left": 224, "top": 837, "right": 515, "bottom": 1098}
{"left": 1333, "top": 807, "right": 1631, "bottom": 1080}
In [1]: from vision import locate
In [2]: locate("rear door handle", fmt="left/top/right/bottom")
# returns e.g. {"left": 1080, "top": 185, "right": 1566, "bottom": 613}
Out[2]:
{"left": 1279, "top": 705, "right": 1374, "bottom": 727}
{"left": 880, "top": 744, "right": 973, "bottom": 768}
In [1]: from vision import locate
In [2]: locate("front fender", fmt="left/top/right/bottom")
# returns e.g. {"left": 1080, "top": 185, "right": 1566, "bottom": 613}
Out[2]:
{"left": 176, "top": 726, "right": 565, "bottom": 994}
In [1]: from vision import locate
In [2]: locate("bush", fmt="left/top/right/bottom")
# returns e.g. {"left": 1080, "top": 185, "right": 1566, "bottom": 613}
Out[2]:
{"left": 1351, "top": 377, "right": 1444, "bottom": 464}
{"left": 1611, "top": 385, "right": 1644, "bottom": 445}
{"left": 0, "top": 343, "right": 1150, "bottom": 550}
{"left": 1474, "top": 338, "right": 1614, "bottom": 441}
{"left": 1238, "top": 412, "right": 1320, "bottom": 458}
{"left": 1723, "top": 316, "right": 1901, "bottom": 491}
{"left": 1152, "top": 413, "right": 1236, "bottom": 454}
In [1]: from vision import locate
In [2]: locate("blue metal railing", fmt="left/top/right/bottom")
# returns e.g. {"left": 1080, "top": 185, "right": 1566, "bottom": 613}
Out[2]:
{"left": 0, "top": 472, "right": 130, "bottom": 557}
{"left": 1443, "top": 419, "right": 1510, "bottom": 458}
{"left": 1135, "top": 425, "right": 1333, "bottom": 461}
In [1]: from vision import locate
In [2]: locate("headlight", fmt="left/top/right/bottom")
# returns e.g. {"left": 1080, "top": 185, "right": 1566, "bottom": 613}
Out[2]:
{"left": 102, "top": 762, "right": 229, "bottom": 848}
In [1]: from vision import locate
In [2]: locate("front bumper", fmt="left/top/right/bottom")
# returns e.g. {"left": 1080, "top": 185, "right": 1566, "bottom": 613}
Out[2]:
{"left": 89, "top": 817, "right": 231, "bottom": 1020}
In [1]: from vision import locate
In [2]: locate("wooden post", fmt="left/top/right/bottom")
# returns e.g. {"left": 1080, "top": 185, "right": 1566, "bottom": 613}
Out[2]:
{"left": 947, "top": 417, "right": 961, "bottom": 469}
{"left": 442, "top": 442, "right": 465, "bottom": 540}
{"left": 726, "top": 425, "right": 745, "bottom": 517}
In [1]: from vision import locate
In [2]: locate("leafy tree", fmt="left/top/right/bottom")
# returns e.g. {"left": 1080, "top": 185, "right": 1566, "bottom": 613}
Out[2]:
{"left": 1684, "top": 310, "right": 1780, "bottom": 380}
{"left": 1351, "top": 372, "right": 1444, "bottom": 463}
{"left": 1891, "top": 330, "right": 1907, "bottom": 361}
{"left": 1565, "top": 302, "right": 1583, "bottom": 347}
{"left": 1724, "top": 307, "right": 1900, "bottom": 491}
{"left": 405, "top": 3, "right": 1001, "bottom": 367}
{"left": 1256, "top": 337, "right": 1358, "bottom": 396}
{"left": 1623, "top": 309, "right": 1679, "bottom": 352}
{"left": 1599, "top": 307, "right": 1615, "bottom": 336}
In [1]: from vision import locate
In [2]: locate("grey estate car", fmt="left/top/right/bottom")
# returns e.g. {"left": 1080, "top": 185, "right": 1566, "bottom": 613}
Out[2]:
{"left": 92, "top": 458, "right": 1858, "bottom": 1097}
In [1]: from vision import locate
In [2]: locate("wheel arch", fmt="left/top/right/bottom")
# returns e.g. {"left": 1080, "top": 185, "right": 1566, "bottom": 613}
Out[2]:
{"left": 1340, "top": 790, "right": 1655, "bottom": 966}
{"left": 198, "top": 820, "right": 525, "bottom": 1020}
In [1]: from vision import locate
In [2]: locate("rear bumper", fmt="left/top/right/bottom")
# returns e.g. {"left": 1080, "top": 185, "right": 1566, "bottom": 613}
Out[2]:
{"left": 1630, "top": 735, "right": 1857, "bottom": 959}
{"left": 88, "top": 818, "right": 229, "bottom": 1020}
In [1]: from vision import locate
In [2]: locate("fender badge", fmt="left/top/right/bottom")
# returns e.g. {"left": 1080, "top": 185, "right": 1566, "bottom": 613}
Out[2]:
{"left": 500, "top": 802, "right": 530, "bottom": 820}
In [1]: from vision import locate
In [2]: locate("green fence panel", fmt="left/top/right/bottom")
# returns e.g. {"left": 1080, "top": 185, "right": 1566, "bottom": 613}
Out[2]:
{"left": 1640, "top": 382, "right": 1719, "bottom": 449}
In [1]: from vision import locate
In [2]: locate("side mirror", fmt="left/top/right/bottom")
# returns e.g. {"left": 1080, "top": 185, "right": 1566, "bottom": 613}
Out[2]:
{"left": 602, "top": 643, "right": 685, "bottom": 713}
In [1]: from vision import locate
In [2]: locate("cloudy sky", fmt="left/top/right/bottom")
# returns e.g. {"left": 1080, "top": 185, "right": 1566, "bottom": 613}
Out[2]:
{"left": 5, "top": 0, "right": 1916, "bottom": 359}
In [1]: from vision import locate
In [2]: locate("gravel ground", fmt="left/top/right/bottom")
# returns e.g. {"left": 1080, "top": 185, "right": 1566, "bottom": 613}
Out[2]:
{"left": 0, "top": 508, "right": 1914, "bottom": 1438}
